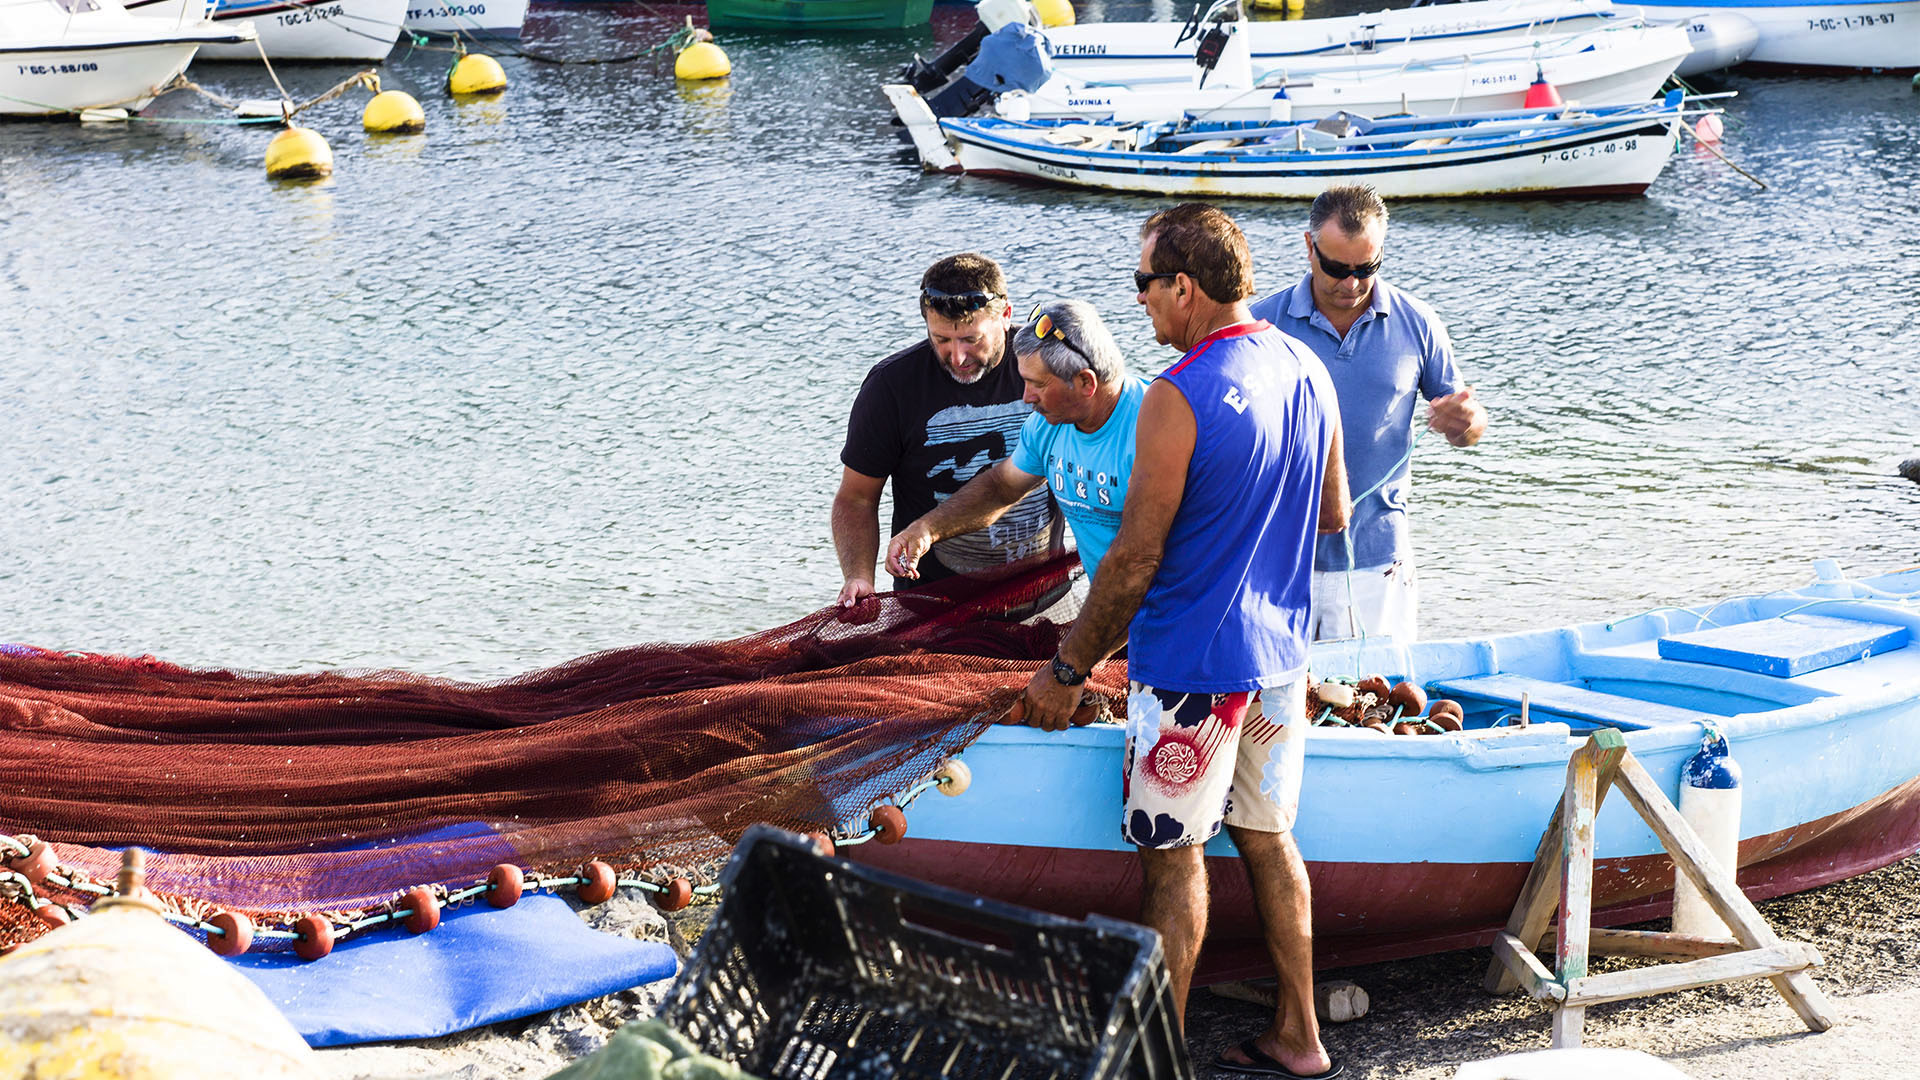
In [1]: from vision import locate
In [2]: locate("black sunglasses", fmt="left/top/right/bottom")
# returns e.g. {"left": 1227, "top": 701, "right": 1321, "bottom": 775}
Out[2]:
{"left": 1311, "top": 241, "right": 1383, "bottom": 281}
{"left": 1026, "top": 303, "right": 1091, "bottom": 365}
{"left": 922, "top": 285, "right": 1001, "bottom": 320}
{"left": 1133, "top": 270, "right": 1178, "bottom": 294}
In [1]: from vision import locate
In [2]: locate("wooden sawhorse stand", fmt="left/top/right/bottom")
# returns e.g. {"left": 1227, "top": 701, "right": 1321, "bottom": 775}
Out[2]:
{"left": 1483, "top": 729, "right": 1835, "bottom": 1048}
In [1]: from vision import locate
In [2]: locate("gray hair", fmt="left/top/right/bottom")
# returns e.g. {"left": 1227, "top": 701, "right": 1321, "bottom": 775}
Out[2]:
{"left": 1308, "top": 184, "right": 1389, "bottom": 242}
{"left": 1012, "top": 299, "right": 1125, "bottom": 385}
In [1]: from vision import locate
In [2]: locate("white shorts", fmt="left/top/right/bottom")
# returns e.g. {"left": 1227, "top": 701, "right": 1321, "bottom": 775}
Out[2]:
{"left": 1120, "top": 679, "right": 1308, "bottom": 848}
{"left": 1310, "top": 560, "right": 1418, "bottom": 643}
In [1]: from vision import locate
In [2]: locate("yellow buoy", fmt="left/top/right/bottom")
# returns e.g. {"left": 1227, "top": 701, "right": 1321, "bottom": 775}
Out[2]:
{"left": 1287, "top": 0, "right": 1305, "bottom": 11}
{"left": 264, "top": 126, "right": 333, "bottom": 181}
{"left": 448, "top": 53, "right": 508, "bottom": 96}
{"left": 675, "top": 40, "right": 732, "bottom": 81}
{"left": 362, "top": 89, "right": 425, "bottom": 134}
{"left": 0, "top": 850, "right": 322, "bottom": 1080}
{"left": 1032, "top": 0, "right": 1075, "bottom": 27}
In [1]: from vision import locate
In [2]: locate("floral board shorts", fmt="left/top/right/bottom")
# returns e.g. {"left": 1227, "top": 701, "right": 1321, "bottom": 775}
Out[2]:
{"left": 1121, "top": 678, "right": 1308, "bottom": 848}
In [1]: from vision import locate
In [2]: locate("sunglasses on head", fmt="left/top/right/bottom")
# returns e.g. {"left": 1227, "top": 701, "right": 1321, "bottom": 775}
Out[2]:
{"left": 1026, "top": 303, "right": 1091, "bottom": 364}
{"left": 922, "top": 285, "right": 1001, "bottom": 320}
{"left": 1311, "top": 241, "right": 1383, "bottom": 281}
{"left": 1133, "top": 270, "right": 1179, "bottom": 294}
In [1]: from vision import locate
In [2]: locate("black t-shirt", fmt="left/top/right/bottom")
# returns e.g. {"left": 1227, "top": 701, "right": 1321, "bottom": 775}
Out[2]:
{"left": 842, "top": 335, "right": 1060, "bottom": 589}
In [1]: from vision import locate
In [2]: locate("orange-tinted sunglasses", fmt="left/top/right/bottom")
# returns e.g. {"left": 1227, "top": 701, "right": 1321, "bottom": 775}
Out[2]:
{"left": 1027, "top": 304, "right": 1091, "bottom": 364}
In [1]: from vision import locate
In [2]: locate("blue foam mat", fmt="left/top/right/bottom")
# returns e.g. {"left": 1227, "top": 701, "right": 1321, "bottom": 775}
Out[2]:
{"left": 231, "top": 893, "right": 678, "bottom": 1047}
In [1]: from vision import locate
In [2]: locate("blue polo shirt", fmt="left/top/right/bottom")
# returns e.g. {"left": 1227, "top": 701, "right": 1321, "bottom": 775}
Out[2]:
{"left": 1011, "top": 375, "right": 1148, "bottom": 580}
{"left": 1250, "top": 274, "right": 1463, "bottom": 572}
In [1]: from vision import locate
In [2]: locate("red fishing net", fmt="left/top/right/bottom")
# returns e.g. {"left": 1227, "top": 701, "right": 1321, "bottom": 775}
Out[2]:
{"left": 0, "top": 555, "right": 1122, "bottom": 951}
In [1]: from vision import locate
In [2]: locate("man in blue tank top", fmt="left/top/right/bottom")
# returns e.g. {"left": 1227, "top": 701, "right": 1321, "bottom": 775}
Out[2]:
{"left": 1021, "top": 205, "right": 1350, "bottom": 1079}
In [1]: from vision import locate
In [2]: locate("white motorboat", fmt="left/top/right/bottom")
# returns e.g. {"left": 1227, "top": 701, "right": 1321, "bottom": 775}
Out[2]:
{"left": 399, "top": 0, "right": 526, "bottom": 41}
{"left": 997, "top": 19, "right": 1693, "bottom": 125}
{"left": 160, "top": 0, "right": 408, "bottom": 61}
{"left": 0, "top": 0, "right": 253, "bottom": 116}
{"left": 1631, "top": 0, "right": 1916, "bottom": 68}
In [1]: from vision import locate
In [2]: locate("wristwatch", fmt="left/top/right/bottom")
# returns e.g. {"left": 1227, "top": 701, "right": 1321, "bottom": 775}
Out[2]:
{"left": 1049, "top": 652, "right": 1089, "bottom": 687}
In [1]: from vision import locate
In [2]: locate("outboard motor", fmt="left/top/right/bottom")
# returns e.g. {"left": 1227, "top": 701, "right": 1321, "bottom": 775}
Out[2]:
{"left": 899, "top": 0, "right": 1036, "bottom": 93}
{"left": 921, "top": 21, "right": 1055, "bottom": 119}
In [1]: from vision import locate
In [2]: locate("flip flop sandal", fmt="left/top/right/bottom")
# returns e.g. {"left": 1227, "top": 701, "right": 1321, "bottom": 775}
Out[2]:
{"left": 1212, "top": 1037, "right": 1344, "bottom": 1080}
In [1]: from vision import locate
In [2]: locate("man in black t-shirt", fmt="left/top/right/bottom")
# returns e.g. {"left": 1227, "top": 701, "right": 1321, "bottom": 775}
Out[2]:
{"left": 832, "top": 253, "right": 1061, "bottom": 608}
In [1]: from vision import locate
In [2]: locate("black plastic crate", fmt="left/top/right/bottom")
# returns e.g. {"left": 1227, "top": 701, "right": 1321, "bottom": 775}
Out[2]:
{"left": 657, "top": 825, "right": 1193, "bottom": 1080}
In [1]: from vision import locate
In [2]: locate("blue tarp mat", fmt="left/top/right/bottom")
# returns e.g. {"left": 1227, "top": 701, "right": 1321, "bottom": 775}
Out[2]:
{"left": 232, "top": 893, "right": 679, "bottom": 1047}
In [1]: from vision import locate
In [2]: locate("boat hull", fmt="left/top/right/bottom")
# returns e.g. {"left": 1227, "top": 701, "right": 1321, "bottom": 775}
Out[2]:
{"left": 846, "top": 585, "right": 1920, "bottom": 980}
{"left": 0, "top": 40, "right": 204, "bottom": 115}
{"left": 199, "top": 0, "right": 406, "bottom": 60}
{"left": 1633, "top": 0, "right": 1919, "bottom": 68}
{"left": 706, "top": 0, "right": 933, "bottom": 30}
{"left": 401, "top": 0, "right": 527, "bottom": 40}
{"left": 939, "top": 114, "right": 1680, "bottom": 199}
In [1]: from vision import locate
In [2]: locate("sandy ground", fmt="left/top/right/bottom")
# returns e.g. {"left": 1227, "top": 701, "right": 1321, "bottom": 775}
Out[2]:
{"left": 315, "top": 854, "right": 1920, "bottom": 1080}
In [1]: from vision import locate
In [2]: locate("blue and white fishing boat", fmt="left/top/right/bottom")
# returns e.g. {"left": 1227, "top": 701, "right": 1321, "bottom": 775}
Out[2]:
{"left": 1627, "top": 0, "right": 1918, "bottom": 68}
{"left": 399, "top": 0, "right": 526, "bottom": 41}
{"left": 885, "top": 84, "right": 1702, "bottom": 198}
{"left": 850, "top": 562, "right": 1920, "bottom": 979}
{"left": 0, "top": 0, "right": 253, "bottom": 116}
{"left": 175, "top": 0, "right": 406, "bottom": 60}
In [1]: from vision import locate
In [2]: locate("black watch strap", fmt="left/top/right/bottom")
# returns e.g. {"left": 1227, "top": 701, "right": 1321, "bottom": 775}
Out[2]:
{"left": 1050, "top": 653, "right": 1089, "bottom": 687}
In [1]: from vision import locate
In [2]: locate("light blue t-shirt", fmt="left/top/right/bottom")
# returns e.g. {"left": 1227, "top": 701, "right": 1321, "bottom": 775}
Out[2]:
{"left": 1010, "top": 375, "right": 1148, "bottom": 579}
{"left": 1249, "top": 274, "right": 1463, "bottom": 572}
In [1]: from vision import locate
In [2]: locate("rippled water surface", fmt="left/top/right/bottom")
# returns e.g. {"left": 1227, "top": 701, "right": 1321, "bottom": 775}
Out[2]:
{"left": 2, "top": 2, "right": 1915, "bottom": 678}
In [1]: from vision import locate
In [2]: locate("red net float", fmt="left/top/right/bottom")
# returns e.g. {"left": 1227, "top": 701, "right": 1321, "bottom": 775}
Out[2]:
{"left": 1391, "top": 721, "right": 1420, "bottom": 736}
{"left": 657, "top": 877, "right": 693, "bottom": 912}
{"left": 486, "top": 864, "right": 524, "bottom": 909}
{"left": 35, "top": 902, "right": 71, "bottom": 929}
{"left": 869, "top": 805, "right": 907, "bottom": 845}
{"left": 206, "top": 910, "right": 255, "bottom": 956}
{"left": 403, "top": 886, "right": 440, "bottom": 934}
{"left": 1356, "top": 676, "right": 1391, "bottom": 699}
{"left": 577, "top": 860, "right": 617, "bottom": 906}
{"left": 293, "top": 914, "right": 334, "bottom": 961}
{"left": 4, "top": 839, "right": 56, "bottom": 887}
{"left": 1387, "top": 682, "right": 1427, "bottom": 719}
{"left": 806, "top": 832, "right": 836, "bottom": 858}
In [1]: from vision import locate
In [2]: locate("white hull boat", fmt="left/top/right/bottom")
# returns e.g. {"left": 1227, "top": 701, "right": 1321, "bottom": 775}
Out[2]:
{"left": 400, "top": 0, "right": 526, "bottom": 40}
{"left": 1042, "top": 0, "right": 1632, "bottom": 80}
{"left": 1632, "top": 0, "right": 1917, "bottom": 68}
{"left": 1, "top": 0, "right": 253, "bottom": 116}
{"left": 1003, "top": 22, "right": 1693, "bottom": 125}
{"left": 187, "top": 0, "right": 407, "bottom": 60}
{"left": 887, "top": 82, "right": 1696, "bottom": 199}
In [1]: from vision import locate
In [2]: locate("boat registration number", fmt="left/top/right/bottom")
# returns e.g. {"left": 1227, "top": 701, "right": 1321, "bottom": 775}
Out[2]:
{"left": 1807, "top": 13, "right": 1895, "bottom": 31}
{"left": 277, "top": 3, "right": 344, "bottom": 24}
{"left": 15, "top": 62, "right": 101, "bottom": 75}
{"left": 1540, "top": 137, "right": 1639, "bottom": 164}
{"left": 408, "top": 3, "right": 488, "bottom": 16}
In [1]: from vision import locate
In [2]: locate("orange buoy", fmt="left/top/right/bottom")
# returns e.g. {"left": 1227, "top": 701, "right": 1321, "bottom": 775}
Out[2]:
{"left": 869, "top": 805, "right": 908, "bottom": 844}
{"left": 486, "top": 863, "right": 524, "bottom": 908}
{"left": 35, "top": 901, "right": 71, "bottom": 928}
{"left": 806, "top": 832, "right": 836, "bottom": 857}
{"left": 5, "top": 838, "right": 57, "bottom": 886}
{"left": 207, "top": 910, "right": 255, "bottom": 956}
{"left": 577, "top": 860, "right": 617, "bottom": 905}
{"left": 402, "top": 886, "right": 440, "bottom": 934}
{"left": 658, "top": 877, "right": 694, "bottom": 912}
{"left": 292, "top": 914, "right": 334, "bottom": 960}
{"left": 1355, "top": 675, "right": 1391, "bottom": 699}
{"left": 1523, "top": 68, "right": 1563, "bottom": 109}
{"left": 1693, "top": 114, "right": 1725, "bottom": 143}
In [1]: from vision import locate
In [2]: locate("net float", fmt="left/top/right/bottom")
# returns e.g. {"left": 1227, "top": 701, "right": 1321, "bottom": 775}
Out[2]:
{"left": 658, "top": 877, "right": 694, "bottom": 912}
{"left": 1387, "top": 682, "right": 1427, "bottom": 719}
{"left": 292, "top": 914, "right": 334, "bottom": 961}
{"left": 402, "top": 887, "right": 440, "bottom": 934}
{"left": 207, "top": 910, "right": 255, "bottom": 955}
{"left": 577, "top": 860, "right": 617, "bottom": 906}
{"left": 1316, "top": 681, "right": 1356, "bottom": 708}
{"left": 870, "top": 804, "right": 908, "bottom": 844}
{"left": 486, "top": 863, "right": 524, "bottom": 909}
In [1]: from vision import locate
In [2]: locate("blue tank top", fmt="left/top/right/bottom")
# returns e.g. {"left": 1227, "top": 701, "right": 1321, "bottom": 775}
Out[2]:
{"left": 1128, "top": 322, "right": 1337, "bottom": 693}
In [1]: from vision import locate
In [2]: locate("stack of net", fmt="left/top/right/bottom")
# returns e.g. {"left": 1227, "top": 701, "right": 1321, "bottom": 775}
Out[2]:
{"left": 0, "top": 555, "right": 1120, "bottom": 950}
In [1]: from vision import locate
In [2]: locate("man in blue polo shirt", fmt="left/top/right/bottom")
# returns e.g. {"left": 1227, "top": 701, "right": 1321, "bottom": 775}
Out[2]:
{"left": 1250, "top": 184, "right": 1489, "bottom": 643}
{"left": 886, "top": 299, "right": 1146, "bottom": 583}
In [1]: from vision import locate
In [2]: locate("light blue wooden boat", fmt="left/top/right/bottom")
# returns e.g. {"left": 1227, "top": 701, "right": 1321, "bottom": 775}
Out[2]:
{"left": 851, "top": 561, "right": 1920, "bottom": 979}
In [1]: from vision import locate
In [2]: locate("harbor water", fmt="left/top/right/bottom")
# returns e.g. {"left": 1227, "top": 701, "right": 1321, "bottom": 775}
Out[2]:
{"left": 1, "top": 1, "right": 1914, "bottom": 679}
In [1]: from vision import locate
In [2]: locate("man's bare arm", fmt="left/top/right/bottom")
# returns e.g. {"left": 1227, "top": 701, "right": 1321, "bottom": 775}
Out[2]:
{"left": 888, "top": 459, "right": 1045, "bottom": 580}
{"left": 831, "top": 468, "right": 887, "bottom": 607}
{"left": 1319, "top": 425, "right": 1351, "bottom": 534}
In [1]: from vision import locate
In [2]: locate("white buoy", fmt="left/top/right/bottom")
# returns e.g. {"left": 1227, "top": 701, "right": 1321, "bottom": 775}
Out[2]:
{"left": 1673, "top": 729, "right": 1742, "bottom": 939}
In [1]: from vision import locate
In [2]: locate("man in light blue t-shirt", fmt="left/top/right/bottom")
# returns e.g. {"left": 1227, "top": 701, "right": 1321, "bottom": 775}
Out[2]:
{"left": 1249, "top": 184, "right": 1489, "bottom": 643}
{"left": 886, "top": 299, "right": 1146, "bottom": 584}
